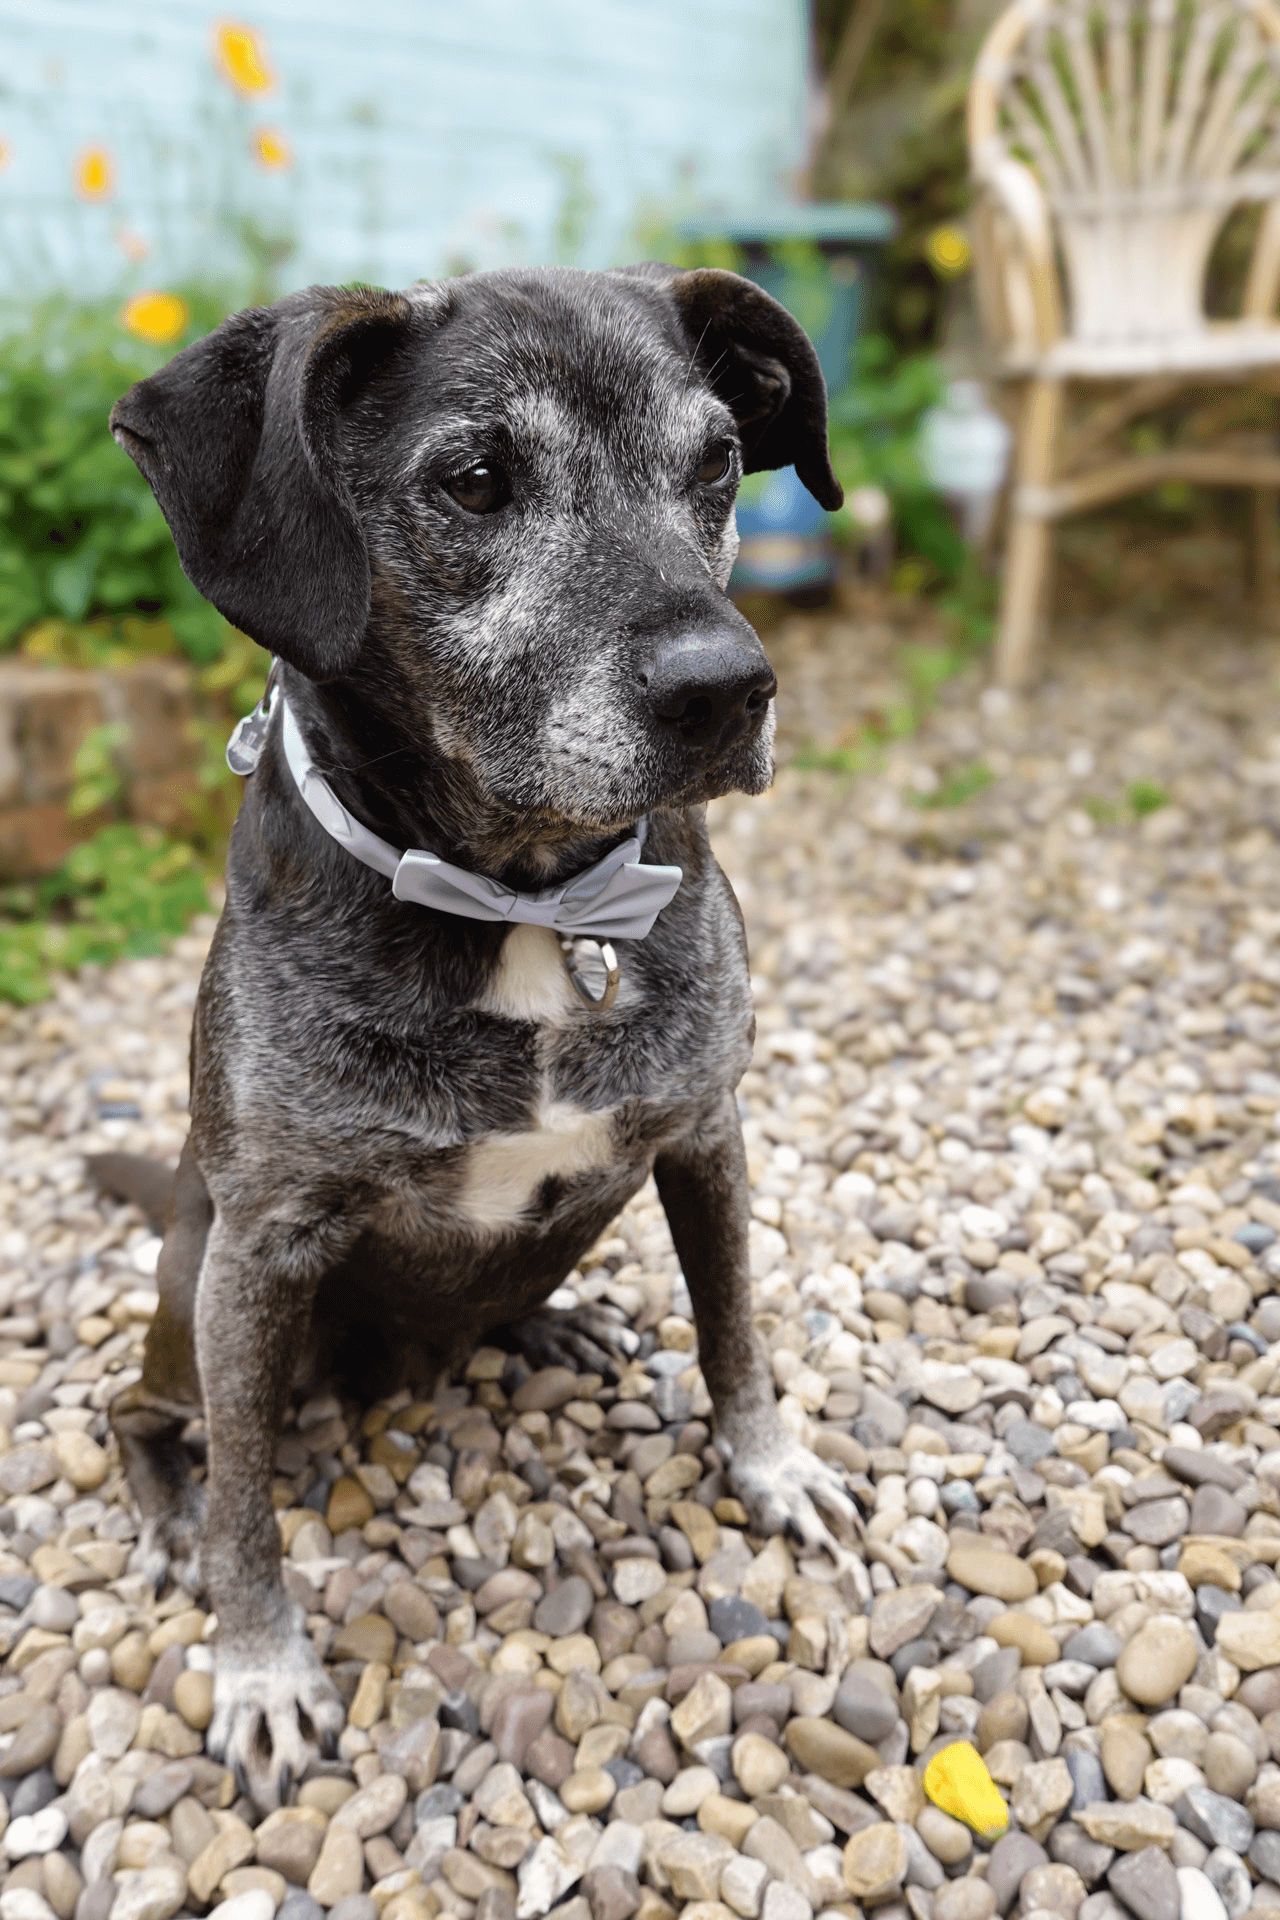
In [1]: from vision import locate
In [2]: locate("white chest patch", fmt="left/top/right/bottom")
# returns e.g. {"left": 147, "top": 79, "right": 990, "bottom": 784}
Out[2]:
{"left": 463, "top": 925, "right": 615, "bottom": 1228}
{"left": 459, "top": 1099, "right": 617, "bottom": 1229}
{"left": 475, "top": 924, "right": 579, "bottom": 1023}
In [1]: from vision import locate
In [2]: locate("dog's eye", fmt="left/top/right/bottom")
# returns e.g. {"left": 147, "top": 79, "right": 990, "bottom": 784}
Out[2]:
{"left": 443, "top": 463, "right": 510, "bottom": 514}
{"left": 696, "top": 443, "right": 733, "bottom": 486}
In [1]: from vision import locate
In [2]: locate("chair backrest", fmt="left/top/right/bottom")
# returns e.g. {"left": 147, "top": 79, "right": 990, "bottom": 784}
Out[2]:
{"left": 970, "top": 0, "right": 1280, "bottom": 342}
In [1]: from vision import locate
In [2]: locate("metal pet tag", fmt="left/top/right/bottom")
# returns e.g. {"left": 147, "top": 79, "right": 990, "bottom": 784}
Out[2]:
{"left": 225, "top": 668, "right": 279, "bottom": 776}
{"left": 559, "top": 935, "right": 620, "bottom": 1011}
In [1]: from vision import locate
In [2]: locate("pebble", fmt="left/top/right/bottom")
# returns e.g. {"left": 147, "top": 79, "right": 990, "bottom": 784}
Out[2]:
{"left": 833, "top": 1671, "right": 899, "bottom": 1744}
{"left": 946, "top": 1539, "right": 1037, "bottom": 1603}
{"left": 842, "top": 1823, "right": 908, "bottom": 1901}
{"left": 988, "top": 1832, "right": 1050, "bottom": 1911}
{"left": 1176, "top": 1869, "right": 1229, "bottom": 1920}
{"left": 1116, "top": 1620, "right": 1199, "bottom": 1710}
{"left": 1108, "top": 1846, "right": 1180, "bottom": 1920}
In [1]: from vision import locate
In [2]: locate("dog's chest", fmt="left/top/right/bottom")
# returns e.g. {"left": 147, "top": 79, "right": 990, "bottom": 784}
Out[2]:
{"left": 458, "top": 925, "right": 621, "bottom": 1229}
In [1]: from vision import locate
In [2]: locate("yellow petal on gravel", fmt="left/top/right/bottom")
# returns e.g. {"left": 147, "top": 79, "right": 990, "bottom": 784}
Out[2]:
{"left": 924, "top": 1741, "right": 1010, "bottom": 1839}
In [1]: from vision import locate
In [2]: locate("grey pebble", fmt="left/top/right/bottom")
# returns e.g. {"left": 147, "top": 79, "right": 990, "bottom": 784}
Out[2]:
{"left": 1161, "top": 1449, "right": 1246, "bottom": 1493}
{"left": 1233, "top": 1222, "right": 1275, "bottom": 1253}
{"left": 972, "top": 1647, "right": 1022, "bottom": 1702}
{"left": 1188, "top": 1485, "right": 1247, "bottom": 1536}
{"left": 1063, "top": 1627, "right": 1121, "bottom": 1668}
{"left": 1049, "top": 1821, "right": 1115, "bottom": 1885}
{"left": 1066, "top": 1749, "right": 1109, "bottom": 1812}
{"left": 131, "top": 1762, "right": 195, "bottom": 1819}
{"left": 11, "top": 1768, "right": 59, "bottom": 1817}
{"left": 532, "top": 1575, "right": 594, "bottom": 1637}
{"left": 1203, "top": 1848, "right": 1252, "bottom": 1920}
{"left": 278, "top": 1897, "right": 326, "bottom": 1920}
{"left": 1250, "top": 1832, "right": 1280, "bottom": 1882}
{"left": 708, "top": 1596, "right": 770, "bottom": 1643}
{"left": 833, "top": 1673, "right": 900, "bottom": 1745}
{"left": 329, "top": 1900, "right": 378, "bottom": 1920}
{"left": 1005, "top": 1420, "right": 1057, "bottom": 1467}
{"left": 1177, "top": 1786, "right": 1254, "bottom": 1855}
{"left": 1107, "top": 1846, "right": 1180, "bottom": 1920}
{"left": 988, "top": 1831, "right": 1049, "bottom": 1913}
{"left": 74, "top": 1883, "right": 116, "bottom": 1920}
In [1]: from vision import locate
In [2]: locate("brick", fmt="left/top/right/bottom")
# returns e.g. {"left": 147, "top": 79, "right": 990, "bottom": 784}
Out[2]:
{"left": 9, "top": 669, "right": 105, "bottom": 802}
{"left": 111, "top": 661, "right": 195, "bottom": 775}
{"left": 0, "top": 799, "right": 99, "bottom": 878}
{"left": 129, "top": 771, "right": 200, "bottom": 830}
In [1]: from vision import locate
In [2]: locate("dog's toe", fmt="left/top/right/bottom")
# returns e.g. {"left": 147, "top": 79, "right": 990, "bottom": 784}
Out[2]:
{"left": 726, "top": 1433, "right": 863, "bottom": 1561}
{"left": 208, "top": 1636, "right": 344, "bottom": 1812}
{"left": 133, "top": 1482, "right": 207, "bottom": 1597}
{"left": 502, "top": 1302, "right": 636, "bottom": 1380}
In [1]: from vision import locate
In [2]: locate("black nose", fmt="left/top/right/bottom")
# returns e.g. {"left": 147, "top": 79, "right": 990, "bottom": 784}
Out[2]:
{"left": 643, "top": 630, "right": 776, "bottom": 748}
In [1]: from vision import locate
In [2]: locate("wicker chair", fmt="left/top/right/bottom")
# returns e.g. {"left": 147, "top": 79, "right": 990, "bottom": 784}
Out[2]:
{"left": 969, "top": 0, "right": 1280, "bottom": 686}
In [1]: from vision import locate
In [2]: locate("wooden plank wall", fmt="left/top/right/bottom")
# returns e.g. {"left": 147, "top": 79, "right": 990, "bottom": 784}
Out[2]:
{"left": 0, "top": 0, "right": 812, "bottom": 295}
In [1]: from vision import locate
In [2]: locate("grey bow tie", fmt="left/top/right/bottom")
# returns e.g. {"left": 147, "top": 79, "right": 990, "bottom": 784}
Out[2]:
{"left": 228, "top": 690, "right": 683, "bottom": 942}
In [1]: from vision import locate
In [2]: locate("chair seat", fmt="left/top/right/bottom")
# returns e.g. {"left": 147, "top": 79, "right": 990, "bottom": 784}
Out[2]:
{"left": 1007, "top": 322, "right": 1280, "bottom": 380}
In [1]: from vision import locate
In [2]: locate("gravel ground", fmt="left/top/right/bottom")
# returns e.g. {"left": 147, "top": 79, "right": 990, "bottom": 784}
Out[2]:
{"left": 6, "top": 605, "right": 1280, "bottom": 1920}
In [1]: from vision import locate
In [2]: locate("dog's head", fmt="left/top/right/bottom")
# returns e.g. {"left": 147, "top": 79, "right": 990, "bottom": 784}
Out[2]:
{"left": 111, "top": 267, "right": 840, "bottom": 836}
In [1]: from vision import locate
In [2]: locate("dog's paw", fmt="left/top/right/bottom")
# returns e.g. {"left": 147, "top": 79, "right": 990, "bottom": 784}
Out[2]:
{"left": 133, "top": 1481, "right": 207, "bottom": 1597}
{"left": 503, "top": 1302, "right": 639, "bottom": 1380}
{"left": 208, "top": 1633, "right": 344, "bottom": 1811}
{"left": 725, "top": 1433, "right": 861, "bottom": 1558}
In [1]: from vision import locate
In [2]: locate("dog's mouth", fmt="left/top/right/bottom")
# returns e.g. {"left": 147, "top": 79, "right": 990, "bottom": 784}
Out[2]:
{"left": 565, "top": 705, "right": 776, "bottom": 830}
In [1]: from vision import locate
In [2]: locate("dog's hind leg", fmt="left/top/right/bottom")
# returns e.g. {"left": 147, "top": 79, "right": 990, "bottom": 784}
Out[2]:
{"left": 109, "top": 1139, "right": 211, "bottom": 1593}
{"left": 498, "top": 1301, "right": 640, "bottom": 1380}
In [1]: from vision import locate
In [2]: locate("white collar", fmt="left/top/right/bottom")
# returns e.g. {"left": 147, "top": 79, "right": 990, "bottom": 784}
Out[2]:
{"left": 227, "top": 683, "right": 684, "bottom": 944}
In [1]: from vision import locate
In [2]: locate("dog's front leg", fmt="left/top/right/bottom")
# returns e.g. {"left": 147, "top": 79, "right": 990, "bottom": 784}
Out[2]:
{"left": 654, "top": 1094, "right": 858, "bottom": 1556}
{"left": 196, "top": 1210, "right": 346, "bottom": 1807}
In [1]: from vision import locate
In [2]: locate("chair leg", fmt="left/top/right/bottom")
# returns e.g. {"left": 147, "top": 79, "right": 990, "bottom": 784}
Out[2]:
{"left": 994, "top": 379, "right": 1063, "bottom": 689}
{"left": 1251, "top": 488, "right": 1279, "bottom": 623}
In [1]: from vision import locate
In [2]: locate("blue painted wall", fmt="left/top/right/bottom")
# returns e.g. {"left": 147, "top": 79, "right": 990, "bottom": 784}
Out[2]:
{"left": 0, "top": 0, "right": 813, "bottom": 296}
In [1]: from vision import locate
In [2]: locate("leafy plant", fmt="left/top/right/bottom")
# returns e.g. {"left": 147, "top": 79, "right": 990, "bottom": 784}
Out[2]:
{"left": 1127, "top": 780, "right": 1170, "bottom": 818}
{"left": 828, "top": 331, "right": 967, "bottom": 587}
{"left": 0, "top": 295, "right": 233, "bottom": 663}
{"left": 912, "top": 758, "right": 993, "bottom": 808}
{"left": 0, "top": 823, "right": 212, "bottom": 1005}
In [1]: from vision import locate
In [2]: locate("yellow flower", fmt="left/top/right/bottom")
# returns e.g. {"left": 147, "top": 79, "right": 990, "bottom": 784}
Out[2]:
{"left": 121, "top": 291, "right": 189, "bottom": 347}
{"left": 923, "top": 1742, "right": 1009, "bottom": 1840}
{"left": 0, "top": 140, "right": 11, "bottom": 173}
{"left": 251, "top": 126, "right": 291, "bottom": 171}
{"left": 926, "top": 224, "right": 972, "bottom": 277}
{"left": 214, "top": 20, "right": 274, "bottom": 95}
{"left": 75, "top": 146, "right": 115, "bottom": 201}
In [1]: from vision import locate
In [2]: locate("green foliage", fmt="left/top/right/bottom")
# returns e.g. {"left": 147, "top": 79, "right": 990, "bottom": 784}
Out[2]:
{"left": 66, "top": 721, "right": 128, "bottom": 820}
{"left": 1127, "top": 780, "right": 1170, "bottom": 817}
{"left": 0, "top": 823, "right": 212, "bottom": 1005}
{"left": 912, "top": 758, "right": 993, "bottom": 808}
{"left": 828, "top": 333, "right": 968, "bottom": 588}
{"left": 1083, "top": 783, "right": 1172, "bottom": 826}
{"left": 0, "top": 296, "right": 233, "bottom": 662}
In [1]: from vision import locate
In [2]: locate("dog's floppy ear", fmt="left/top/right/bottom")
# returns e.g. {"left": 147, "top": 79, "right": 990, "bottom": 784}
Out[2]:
{"left": 628, "top": 264, "right": 842, "bottom": 511}
{"left": 109, "top": 284, "right": 413, "bottom": 680}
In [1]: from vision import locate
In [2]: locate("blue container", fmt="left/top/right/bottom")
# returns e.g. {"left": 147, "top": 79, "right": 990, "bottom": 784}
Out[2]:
{"left": 679, "top": 204, "right": 897, "bottom": 595}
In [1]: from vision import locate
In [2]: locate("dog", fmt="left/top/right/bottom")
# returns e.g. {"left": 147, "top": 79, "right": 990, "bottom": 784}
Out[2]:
{"left": 100, "top": 263, "right": 856, "bottom": 1808}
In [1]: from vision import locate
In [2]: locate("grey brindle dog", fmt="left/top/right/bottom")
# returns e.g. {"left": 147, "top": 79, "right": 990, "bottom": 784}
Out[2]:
{"left": 99, "top": 264, "right": 858, "bottom": 1808}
